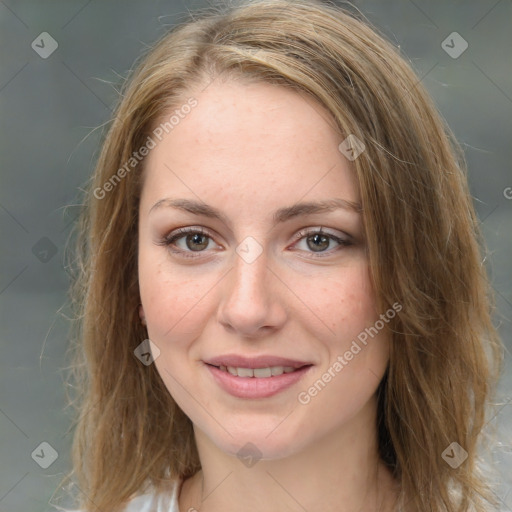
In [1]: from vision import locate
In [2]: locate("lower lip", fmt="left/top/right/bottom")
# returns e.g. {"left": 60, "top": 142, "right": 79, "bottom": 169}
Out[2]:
{"left": 205, "top": 363, "right": 313, "bottom": 399}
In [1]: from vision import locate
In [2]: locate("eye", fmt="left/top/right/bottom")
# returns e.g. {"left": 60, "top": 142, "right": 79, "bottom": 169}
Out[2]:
{"left": 157, "top": 227, "right": 219, "bottom": 258}
{"left": 156, "top": 226, "right": 352, "bottom": 260}
{"left": 291, "top": 227, "right": 352, "bottom": 258}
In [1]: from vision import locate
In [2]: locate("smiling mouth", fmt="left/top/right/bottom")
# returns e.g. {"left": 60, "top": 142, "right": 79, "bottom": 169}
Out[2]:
{"left": 206, "top": 363, "right": 312, "bottom": 378}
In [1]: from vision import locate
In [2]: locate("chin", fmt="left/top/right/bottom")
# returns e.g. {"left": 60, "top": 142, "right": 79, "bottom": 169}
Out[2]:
{"left": 208, "top": 420, "right": 311, "bottom": 462}
{"left": 220, "top": 437, "right": 300, "bottom": 462}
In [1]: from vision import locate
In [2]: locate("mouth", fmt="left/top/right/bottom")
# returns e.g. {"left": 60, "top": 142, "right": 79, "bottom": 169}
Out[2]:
{"left": 204, "top": 357, "right": 314, "bottom": 399}
{"left": 205, "top": 363, "right": 312, "bottom": 378}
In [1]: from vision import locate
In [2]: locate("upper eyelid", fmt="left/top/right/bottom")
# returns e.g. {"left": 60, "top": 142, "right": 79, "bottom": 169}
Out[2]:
{"left": 164, "top": 225, "right": 346, "bottom": 241}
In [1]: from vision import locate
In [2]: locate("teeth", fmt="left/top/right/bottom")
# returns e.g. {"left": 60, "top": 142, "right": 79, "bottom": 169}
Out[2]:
{"left": 270, "top": 366, "right": 284, "bottom": 376}
{"left": 219, "top": 365, "right": 300, "bottom": 378}
{"left": 254, "top": 367, "right": 272, "bottom": 378}
{"left": 236, "top": 367, "right": 254, "bottom": 378}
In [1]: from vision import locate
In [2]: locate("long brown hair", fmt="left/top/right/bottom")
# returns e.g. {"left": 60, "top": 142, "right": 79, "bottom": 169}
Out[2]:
{"left": 61, "top": 1, "right": 503, "bottom": 510}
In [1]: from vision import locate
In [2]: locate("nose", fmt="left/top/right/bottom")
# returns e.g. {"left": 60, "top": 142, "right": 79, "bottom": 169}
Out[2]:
{"left": 216, "top": 243, "right": 287, "bottom": 338}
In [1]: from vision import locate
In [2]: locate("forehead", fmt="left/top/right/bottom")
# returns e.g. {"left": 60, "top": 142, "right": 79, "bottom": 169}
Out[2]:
{"left": 140, "top": 79, "right": 359, "bottom": 217}
{"left": 175, "top": 79, "right": 341, "bottom": 158}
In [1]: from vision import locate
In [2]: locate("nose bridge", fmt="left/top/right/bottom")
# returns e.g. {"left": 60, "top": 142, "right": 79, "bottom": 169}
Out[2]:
{"left": 217, "top": 237, "right": 285, "bottom": 335}
{"left": 234, "top": 248, "right": 267, "bottom": 292}
{"left": 228, "top": 241, "right": 271, "bottom": 307}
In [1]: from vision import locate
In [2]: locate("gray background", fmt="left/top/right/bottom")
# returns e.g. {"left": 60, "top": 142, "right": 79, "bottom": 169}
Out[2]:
{"left": 0, "top": 1, "right": 511, "bottom": 511}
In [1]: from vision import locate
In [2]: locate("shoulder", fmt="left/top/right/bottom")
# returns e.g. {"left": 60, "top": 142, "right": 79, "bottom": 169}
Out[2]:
{"left": 51, "top": 478, "right": 183, "bottom": 512}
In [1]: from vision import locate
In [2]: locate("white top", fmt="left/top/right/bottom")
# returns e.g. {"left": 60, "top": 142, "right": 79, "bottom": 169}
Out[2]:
{"left": 55, "top": 478, "right": 182, "bottom": 512}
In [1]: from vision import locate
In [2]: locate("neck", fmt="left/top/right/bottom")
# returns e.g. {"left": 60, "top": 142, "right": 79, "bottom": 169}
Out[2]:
{"left": 179, "top": 397, "right": 399, "bottom": 512}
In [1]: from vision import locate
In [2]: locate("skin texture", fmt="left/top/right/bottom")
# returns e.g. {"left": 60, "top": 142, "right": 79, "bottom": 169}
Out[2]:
{"left": 138, "top": 78, "right": 398, "bottom": 511}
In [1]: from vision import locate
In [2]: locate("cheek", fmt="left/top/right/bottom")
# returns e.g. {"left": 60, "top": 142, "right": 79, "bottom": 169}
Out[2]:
{"left": 138, "top": 254, "right": 216, "bottom": 349}
{"left": 296, "top": 261, "right": 377, "bottom": 340}
{"left": 296, "top": 262, "right": 389, "bottom": 393}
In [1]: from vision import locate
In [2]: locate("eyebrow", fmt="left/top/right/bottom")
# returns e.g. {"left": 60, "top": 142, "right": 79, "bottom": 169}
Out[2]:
{"left": 149, "top": 197, "right": 362, "bottom": 225}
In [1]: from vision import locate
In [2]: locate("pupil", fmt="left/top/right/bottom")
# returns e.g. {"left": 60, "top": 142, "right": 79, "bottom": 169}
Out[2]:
{"left": 308, "top": 234, "right": 329, "bottom": 252}
{"left": 187, "top": 233, "right": 208, "bottom": 251}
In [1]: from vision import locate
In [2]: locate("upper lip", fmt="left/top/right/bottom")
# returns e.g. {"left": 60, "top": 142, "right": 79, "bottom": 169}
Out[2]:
{"left": 204, "top": 354, "right": 312, "bottom": 369}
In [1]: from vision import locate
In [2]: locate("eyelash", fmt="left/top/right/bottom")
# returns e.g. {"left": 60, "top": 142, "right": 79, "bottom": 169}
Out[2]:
{"left": 156, "top": 227, "right": 352, "bottom": 260}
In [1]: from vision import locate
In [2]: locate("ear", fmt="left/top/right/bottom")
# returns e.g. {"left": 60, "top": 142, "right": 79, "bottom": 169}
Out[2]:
{"left": 139, "top": 304, "right": 147, "bottom": 326}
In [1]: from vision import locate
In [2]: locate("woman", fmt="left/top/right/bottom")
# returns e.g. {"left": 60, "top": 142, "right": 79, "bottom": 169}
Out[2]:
{"left": 59, "top": 0, "right": 503, "bottom": 511}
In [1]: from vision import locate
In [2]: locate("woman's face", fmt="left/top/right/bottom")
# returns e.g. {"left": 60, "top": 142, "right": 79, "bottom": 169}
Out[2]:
{"left": 138, "top": 79, "right": 391, "bottom": 459}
